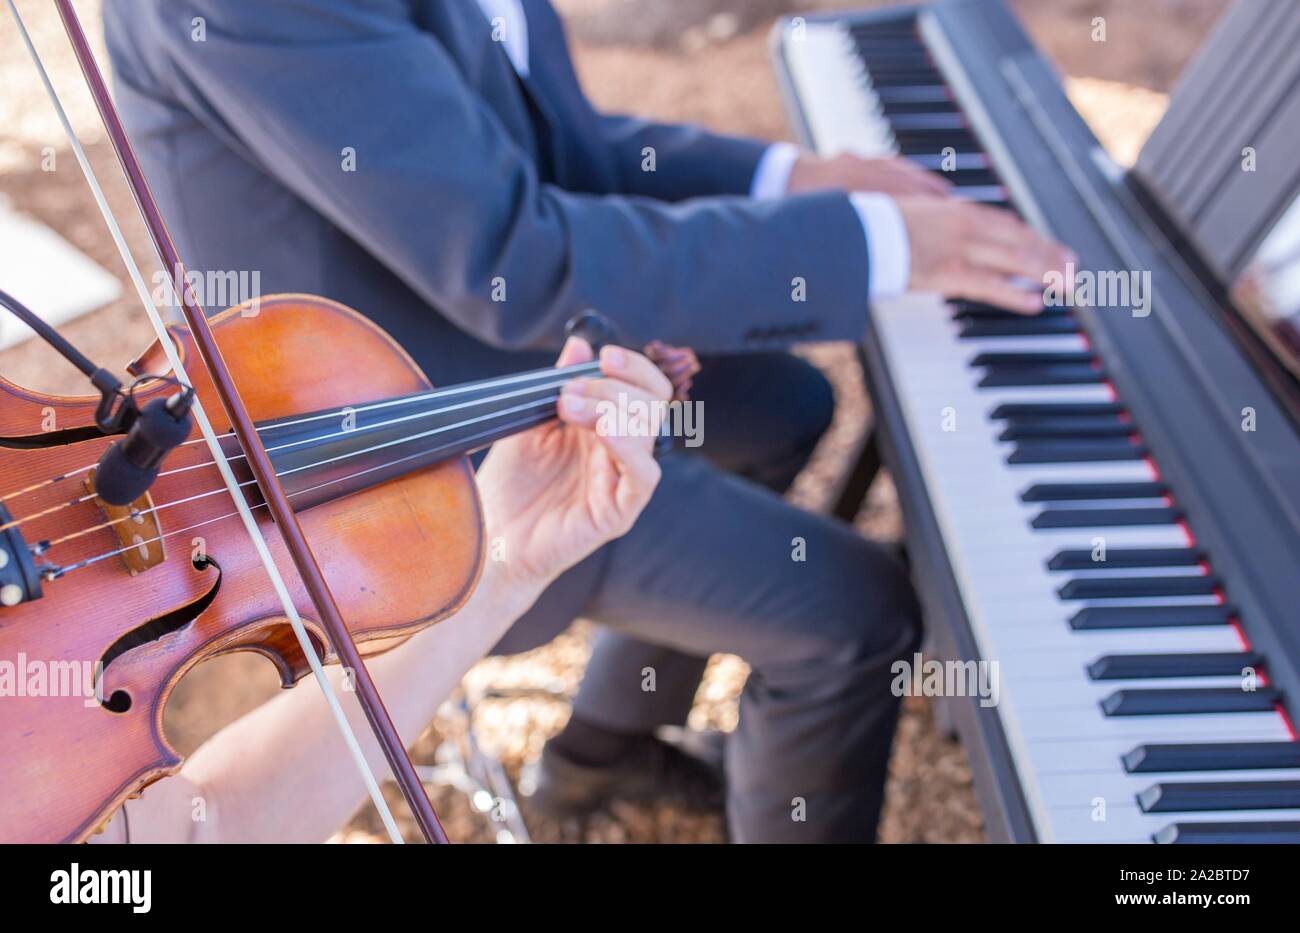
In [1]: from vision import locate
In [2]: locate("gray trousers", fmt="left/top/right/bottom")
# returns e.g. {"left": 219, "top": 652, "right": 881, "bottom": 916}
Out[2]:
{"left": 492, "top": 354, "right": 921, "bottom": 842}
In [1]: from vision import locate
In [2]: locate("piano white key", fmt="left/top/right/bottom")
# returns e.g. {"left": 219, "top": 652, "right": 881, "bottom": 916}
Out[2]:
{"left": 987, "top": 626, "right": 1245, "bottom": 655}
{"left": 868, "top": 290, "right": 1278, "bottom": 843}
{"left": 1003, "top": 669, "right": 1256, "bottom": 696}
{"left": 1046, "top": 805, "right": 1300, "bottom": 844}
{"left": 955, "top": 334, "right": 1090, "bottom": 355}
{"left": 952, "top": 184, "right": 1008, "bottom": 202}
{"left": 1010, "top": 674, "right": 1259, "bottom": 699}
{"left": 780, "top": 23, "right": 895, "bottom": 157}
{"left": 1010, "top": 705, "right": 1281, "bottom": 742}
{"left": 1038, "top": 770, "right": 1300, "bottom": 809}
{"left": 1013, "top": 563, "right": 1210, "bottom": 582}
{"left": 788, "top": 22, "right": 1295, "bottom": 845}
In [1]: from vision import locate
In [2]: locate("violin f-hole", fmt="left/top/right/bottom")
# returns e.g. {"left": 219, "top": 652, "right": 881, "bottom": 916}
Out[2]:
{"left": 96, "top": 557, "right": 223, "bottom": 713}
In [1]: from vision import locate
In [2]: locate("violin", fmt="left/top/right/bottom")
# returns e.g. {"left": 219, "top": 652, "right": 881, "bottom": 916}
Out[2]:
{"left": 1, "top": 293, "right": 691, "bottom": 843}
{"left": 0, "top": 2, "right": 695, "bottom": 843}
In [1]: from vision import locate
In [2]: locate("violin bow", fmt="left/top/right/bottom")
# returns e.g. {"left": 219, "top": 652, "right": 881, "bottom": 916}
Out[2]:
{"left": 7, "top": 0, "right": 447, "bottom": 844}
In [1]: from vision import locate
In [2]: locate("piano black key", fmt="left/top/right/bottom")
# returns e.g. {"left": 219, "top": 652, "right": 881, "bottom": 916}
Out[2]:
{"left": 970, "top": 350, "right": 1096, "bottom": 367}
{"left": 848, "top": 18, "right": 918, "bottom": 32}
{"left": 982, "top": 364, "right": 1105, "bottom": 389}
{"left": 1088, "top": 652, "right": 1260, "bottom": 680}
{"left": 1069, "top": 605, "right": 1233, "bottom": 630}
{"left": 1058, "top": 575, "right": 1219, "bottom": 600}
{"left": 1153, "top": 822, "right": 1300, "bottom": 844}
{"left": 1012, "top": 439, "right": 1148, "bottom": 464}
{"left": 1047, "top": 546, "right": 1196, "bottom": 569}
{"left": 1124, "top": 741, "right": 1300, "bottom": 773}
{"left": 885, "top": 112, "right": 966, "bottom": 132}
{"left": 954, "top": 301, "right": 1071, "bottom": 318}
{"left": 859, "top": 52, "right": 937, "bottom": 66}
{"left": 850, "top": 29, "right": 923, "bottom": 43}
{"left": 1033, "top": 506, "right": 1180, "bottom": 528}
{"left": 873, "top": 86, "right": 952, "bottom": 106}
{"left": 991, "top": 401, "right": 1124, "bottom": 419}
{"left": 849, "top": 30, "right": 925, "bottom": 46}
{"left": 927, "top": 167, "right": 1001, "bottom": 185}
{"left": 894, "top": 129, "right": 980, "bottom": 151}
{"left": 850, "top": 37, "right": 928, "bottom": 54}
{"left": 1026, "top": 482, "right": 1167, "bottom": 503}
{"left": 1101, "top": 687, "right": 1278, "bottom": 717}
{"left": 880, "top": 99, "right": 959, "bottom": 116}
{"left": 907, "top": 150, "right": 986, "bottom": 170}
{"left": 959, "top": 316, "right": 1081, "bottom": 338}
{"left": 864, "top": 68, "right": 946, "bottom": 87}
{"left": 848, "top": 19, "right": 919, "bottom": 35}
{"left": 849, "top": 48, "right": 930, "bottom": 64}
{"left": 1138, "top": 780, "right": 1300, "bottom": 813}
{"left": 999, "top": 415, "right": 1133, "bottom": 440}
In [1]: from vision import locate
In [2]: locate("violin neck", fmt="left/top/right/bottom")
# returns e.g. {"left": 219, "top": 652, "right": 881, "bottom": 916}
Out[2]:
{"left": 250, "top": 362, "right": 597, "bottom": 511}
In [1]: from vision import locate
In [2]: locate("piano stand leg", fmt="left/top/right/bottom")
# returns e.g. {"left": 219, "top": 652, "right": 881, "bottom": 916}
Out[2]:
{"left": 930, "top": 690, "right": 961, "bottom": 743}
{"left": 832, "top": 346, "right": 885, "bottom": 523}
{"left": 831, "top": 426, "right": 882, "bottom": 522}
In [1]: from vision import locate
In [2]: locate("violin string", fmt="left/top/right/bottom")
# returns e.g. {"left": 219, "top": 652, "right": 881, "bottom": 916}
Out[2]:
{"left": 7, "top": 0, "right": 407, "bottom": 843}
{"left": 0, "top": 490, "right": 99, "bottom": 535}
{"left": 0, "top": 368, "right": 590, "bottom": 535}
{"left": 49, "top": 410, "right": 555, "bottom": 578}
{"left": 3, "top": 362, "right": 604, "bottom": 508}
{"left": 0, "top": 462, "right": 97, "bottom": 504}
{"left": 251, "top": 360, "right": 599, "bottom": 433}
{"left": 148, "top": 360, "right": 600, "bottom": 465}
{"left": 156, "top": 366, "right": 595, "bottom": 475}
{"left": 38, "top": 392, "right": 565, "bottom": 552}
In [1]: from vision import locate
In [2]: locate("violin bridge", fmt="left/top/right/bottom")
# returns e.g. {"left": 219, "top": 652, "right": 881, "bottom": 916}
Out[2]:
{"left": 84, "top": 472, "right": 165, "bottom": 575}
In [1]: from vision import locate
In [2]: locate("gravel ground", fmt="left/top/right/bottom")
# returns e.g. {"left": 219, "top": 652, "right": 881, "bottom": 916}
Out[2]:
{"left": 1, "top": 0, "right": 1197, "bottom": 843}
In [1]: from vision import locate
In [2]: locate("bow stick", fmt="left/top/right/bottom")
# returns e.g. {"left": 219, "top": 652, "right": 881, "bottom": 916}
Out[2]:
{"left": 10, "top": 0, "right": 447, "bottom": 844}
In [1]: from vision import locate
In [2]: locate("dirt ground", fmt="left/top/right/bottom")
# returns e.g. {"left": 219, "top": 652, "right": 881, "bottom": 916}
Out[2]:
{"left": 0, "top": 0, "right": 1222, "bottom": 843}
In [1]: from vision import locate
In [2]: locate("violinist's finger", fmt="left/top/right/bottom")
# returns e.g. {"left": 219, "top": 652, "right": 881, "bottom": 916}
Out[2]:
{"left": 557, "top": 375, "right": 659, "bottom": 442}
{"left": 598, "top": 345, "right": 673, "bottom": 403}
{"left": 557, "top": 377, "right": 662, "bottom": 524}
{"left": 556, "top": 335, "right": 594, "bottom": 368}
{"left": 603, "top": 427, "right": 662, "bottom": 528}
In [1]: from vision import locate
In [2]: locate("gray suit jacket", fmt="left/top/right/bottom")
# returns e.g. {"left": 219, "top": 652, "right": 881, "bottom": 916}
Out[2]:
{"left": 103, "top": 0, "right": 872, "bottom": 383}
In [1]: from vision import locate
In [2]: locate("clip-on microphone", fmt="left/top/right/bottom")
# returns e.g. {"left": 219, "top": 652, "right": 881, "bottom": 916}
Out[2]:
{"left": 0, "top": 289, "right": 194, "bottom": 505}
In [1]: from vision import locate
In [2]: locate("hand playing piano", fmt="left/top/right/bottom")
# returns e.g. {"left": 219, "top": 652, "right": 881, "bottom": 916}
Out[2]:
{"left": 786, "top": 152, "right": 952, "bottom": 198}
{"left": 896, "top": 197, "right": 1075, "bottom": 314}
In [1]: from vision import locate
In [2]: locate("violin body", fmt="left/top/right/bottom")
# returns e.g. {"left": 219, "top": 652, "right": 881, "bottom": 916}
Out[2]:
{"left": 0, "top": 296, "right": 484, "bottom": 843}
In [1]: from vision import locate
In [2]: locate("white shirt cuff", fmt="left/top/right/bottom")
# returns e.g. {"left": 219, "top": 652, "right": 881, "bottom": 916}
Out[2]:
{"left": 749, "top": 142, "right": 801, "bottom": 200}
{"left": 849, "top": 192, "right": 910, "bottom": 302}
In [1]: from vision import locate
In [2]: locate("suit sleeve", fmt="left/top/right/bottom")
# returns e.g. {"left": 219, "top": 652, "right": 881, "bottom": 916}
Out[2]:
{"left": 155, "top": 0, "right": 869, "bottom": 353}
{"left": 595, "top": 113, "right": 771, "bottom": 200}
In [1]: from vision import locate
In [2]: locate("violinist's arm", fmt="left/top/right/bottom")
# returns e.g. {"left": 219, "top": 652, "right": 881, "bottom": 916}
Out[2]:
{"left": 92, "top": 340, "right": 670, "bottom": 844}
{"left": 93, "top": 566, "right": 544, "bottom": 844}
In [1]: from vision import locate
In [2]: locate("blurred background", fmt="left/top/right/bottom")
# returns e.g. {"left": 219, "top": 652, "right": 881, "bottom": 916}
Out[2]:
{"left": 0, "top": 0, "right": 1230, "bottom": 842}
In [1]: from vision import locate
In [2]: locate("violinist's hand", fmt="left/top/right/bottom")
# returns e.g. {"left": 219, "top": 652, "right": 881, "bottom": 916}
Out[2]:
{"left": 475, "top": 337, "right": 671, "bottom": 596}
